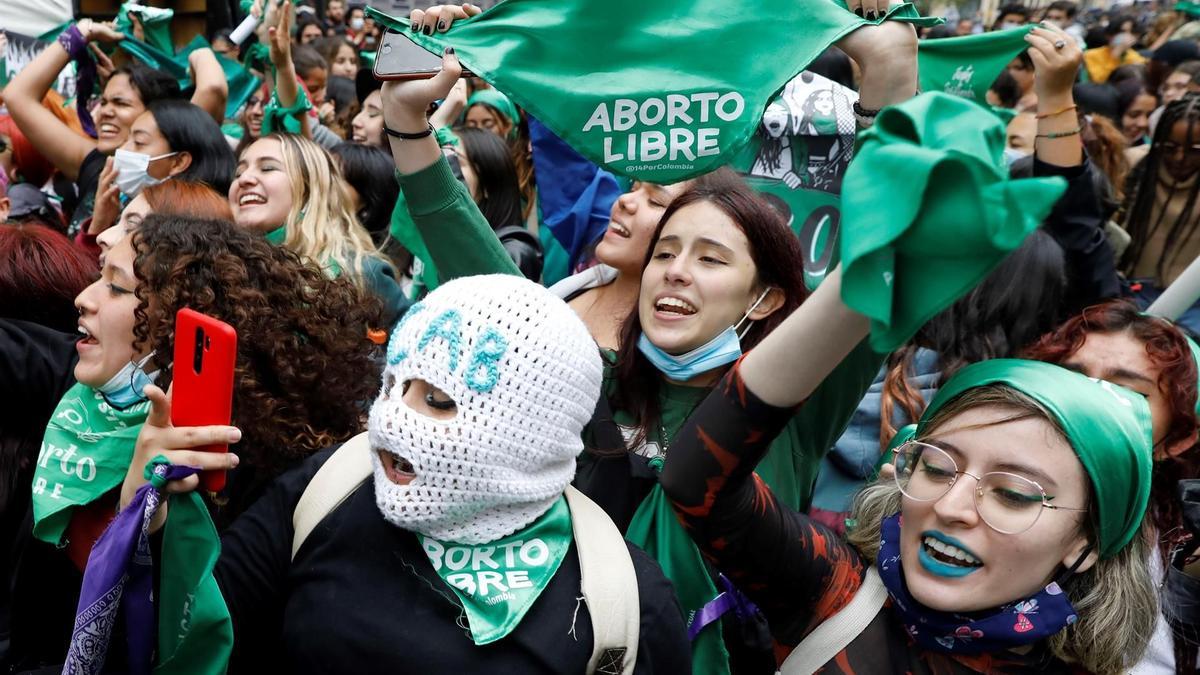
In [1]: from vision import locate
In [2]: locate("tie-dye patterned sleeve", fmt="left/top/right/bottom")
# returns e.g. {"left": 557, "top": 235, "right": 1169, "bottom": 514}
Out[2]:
{"left": 660, "top": 356, "right": 866, "bottom": 649}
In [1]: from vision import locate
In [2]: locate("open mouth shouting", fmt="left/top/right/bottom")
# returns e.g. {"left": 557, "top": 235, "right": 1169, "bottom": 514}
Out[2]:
{"left": 98, "top": 123, "right": 122, "bottom": 140}
{"left": 377, "top": 448, "right": 416, "bottom": 485}
{"left": 77, "top": 322, "right": 99, "bottom": 353}
{"left": 653, "top": 295, "right": 698, "bottom": 320}
{"left": 605, "top": 219, "right": 632, "bottom": 240}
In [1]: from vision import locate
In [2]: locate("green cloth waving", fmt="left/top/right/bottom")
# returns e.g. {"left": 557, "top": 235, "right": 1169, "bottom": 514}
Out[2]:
{"left": 114, "top": 2, "right": 175, "bottom": 55}
{"left": 33, "top": 383, "right": 149, "bottom": 544}
{"left": 117, "top": 35, "right": 263, "bottom": 119}
{"left": 367, "top": 1, "right": 938, "bottom": 183}
{"left": 902, "top": 359, "right": 1153, "bottom": 559}
{"left": 839, "top": 92, "right": 1067, "bottom": 353}
{"left": 918, "top": 25, "right": 1036, "bottom": 103}
{"left": 627, "top": 484, "right": 731, "bottom": 675}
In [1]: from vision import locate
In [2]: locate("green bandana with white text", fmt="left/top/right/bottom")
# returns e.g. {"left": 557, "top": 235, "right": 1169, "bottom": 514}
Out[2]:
{"left": 367, "top": 1, "right": 939, "bottom": 183}
{"left": 33, "top": 382, "right": 149, "bottom": 544}
{"left": 419, "top": 496, "right": 572, "bottom": 645}
{"left": 917, "top": 26, "right": 1037, "bottom": 103}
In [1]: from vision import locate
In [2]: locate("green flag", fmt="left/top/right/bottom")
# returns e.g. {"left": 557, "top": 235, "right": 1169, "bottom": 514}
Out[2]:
{"left": 917, "top": 26, "right": 1036, "bottom": 103}
{"left": 1176, "top": 1, "right": 1200, "bottom": 17}
{"left": 731, "top": 70, "right": 858, "bottom": 290}
{"left": 367, "top": 1, "right": 939, "bottom": 183}
{"left": 114, "top": 2, "right": 176, "bottom": 56}
{"left": 839, "top": 92, "right": 1066, "bottom": 352}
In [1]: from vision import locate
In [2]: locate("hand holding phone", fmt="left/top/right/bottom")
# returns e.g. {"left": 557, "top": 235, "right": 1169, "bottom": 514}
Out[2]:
{"left": 171, "top": 309, "right": 237, "bottom": 492}
{"left": 373, "top": 29, "right": 474, "bottom": 81}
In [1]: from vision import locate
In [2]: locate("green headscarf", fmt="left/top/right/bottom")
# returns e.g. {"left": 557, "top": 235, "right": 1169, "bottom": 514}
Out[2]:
{"left": 894, "top": 359, "right": 1152, "bottom": 560}
{"left": 467, "top": 89, "right": 520, "bottom": 140}
{"left": 839, "top": 92, "right": 1067, "bottom": 353}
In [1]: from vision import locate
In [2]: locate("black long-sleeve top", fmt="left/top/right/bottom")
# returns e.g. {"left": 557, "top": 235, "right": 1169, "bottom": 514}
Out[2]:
{"left": 659, "top": 361, "right": 1078, "bottom": 674}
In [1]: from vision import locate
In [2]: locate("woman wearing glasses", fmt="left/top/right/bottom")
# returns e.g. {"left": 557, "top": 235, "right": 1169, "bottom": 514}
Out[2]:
{"left": 659, "top": 271, "right": 1159, "bottom": 673}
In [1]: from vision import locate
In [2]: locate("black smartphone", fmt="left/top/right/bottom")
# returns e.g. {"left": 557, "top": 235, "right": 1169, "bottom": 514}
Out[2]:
{"left": 373, "top": 29, "right": 473, "bottom": 81}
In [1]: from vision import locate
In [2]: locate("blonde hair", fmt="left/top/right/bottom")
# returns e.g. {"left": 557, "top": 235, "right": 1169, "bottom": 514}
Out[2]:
{"left": 264, "top": 133, "right": 390, "bottom": 291}
{"left": 847, "top": 385, "right": 1157, "bottom": 674}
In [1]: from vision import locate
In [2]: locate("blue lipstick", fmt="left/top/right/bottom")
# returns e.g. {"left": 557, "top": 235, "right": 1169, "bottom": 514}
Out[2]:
{"left": 917, "top": 530, "right": 983, "bottom": 578}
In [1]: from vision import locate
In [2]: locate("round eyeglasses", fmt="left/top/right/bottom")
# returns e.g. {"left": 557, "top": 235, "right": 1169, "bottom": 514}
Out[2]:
{"left": 892, "top": 441, "right": 1088, "bottom": 535}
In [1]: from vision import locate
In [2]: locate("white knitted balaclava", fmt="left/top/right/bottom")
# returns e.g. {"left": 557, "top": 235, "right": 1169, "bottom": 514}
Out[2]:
{"left": 368, "top": 274, "right": 603, "bottom": 544}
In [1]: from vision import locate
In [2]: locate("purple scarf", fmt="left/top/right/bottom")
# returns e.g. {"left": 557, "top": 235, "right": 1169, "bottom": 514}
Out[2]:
{"left": 63, "top": 461, "right": 199, "bottom": 675}
{"left": 57, "top": 25, "right": 98, "bottom": 139}
{"left": 876, "top": 513, "right": 1079, "bottom": 655}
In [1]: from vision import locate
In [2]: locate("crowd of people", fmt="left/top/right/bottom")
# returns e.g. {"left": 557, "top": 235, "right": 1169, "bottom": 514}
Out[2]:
{"left": 1, "top": 0, "right": 1200, "bottom": 673}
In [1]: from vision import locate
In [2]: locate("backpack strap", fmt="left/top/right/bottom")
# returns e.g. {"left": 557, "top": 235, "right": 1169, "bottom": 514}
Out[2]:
{"left": 564, "top": 485, "right": 640, "bottom": 675}
{"left": 291, "top": 432, "right": 373, "bottom": 561}
{"left": 776, "top": 566, "right": 887, "bottom": 675}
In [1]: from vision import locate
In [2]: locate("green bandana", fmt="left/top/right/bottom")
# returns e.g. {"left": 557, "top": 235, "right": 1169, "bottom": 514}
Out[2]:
{"left": 115, "top": 2, "right": 176, "bottom": 56}
{"left": 367, "top": 2, "right": 938, "bottom": 183}
{"left": 467, "top": 89, "right": 519, "bottom": 139}
{"left": 261, "top": 85, "right": 313, "bottom": 135}
{"left": 419, "top": 496, "right": 572, "bottom": 645}
{"left": 839, "top": 92, "right": 1066, "bottom": 352}
{"left": 157, "top": 487, "right": 233, "bottom": 674}
{"left": 909, "top": 359, "right": 1153, "bottom": 559}
{"left": 264, "top": 225, "right": 288, "bottom": 246}
{"left": 116, "top": 36, "right": 263, "bottom": 120}
{"left": 918, "top": 25, "right": 1037, "bottom": 104}
{"left": 626, "top": 484, "right": 730, "bottom": 675}
{"left": 32, "top": 383, "right": 149, "bottom": 544}
{"left": 1176, "top": 1, "right": 1200, "bottom": 17}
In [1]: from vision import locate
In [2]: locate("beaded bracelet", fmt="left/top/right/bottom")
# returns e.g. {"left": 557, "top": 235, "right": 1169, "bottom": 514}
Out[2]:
{"left": 1035, "top": 104, "right": 1077, "bottom": 120}
{"left": 1035, "top": 127, "right": 1082, "bottom": 139}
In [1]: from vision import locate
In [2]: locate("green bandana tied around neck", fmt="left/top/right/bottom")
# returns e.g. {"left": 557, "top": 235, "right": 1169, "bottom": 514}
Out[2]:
{"left": 839, "top": 92, "right": 1067, "bottom": 353}
{"left": 419, "top": 496, "right": 572, "bottom": 645}
{"left": 367, "top": 1, "right": 939, "bottom": 183}
{"left": 895, "top": 359, "right": 1152, "bottom": 559}
{"left": 33, "top": 383, "right": 149, "bottom": 544}
{"left": 467, "top": 89, "right": 519, "bottom": 140}
{"left": 34, "top": 387, "right": 232, "bottom": 672}
{"left": 917, "top": 26, "right": 1037, "bottom": 104}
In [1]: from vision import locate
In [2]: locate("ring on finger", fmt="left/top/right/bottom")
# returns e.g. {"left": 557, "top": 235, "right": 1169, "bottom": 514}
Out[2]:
{"left": 1054, "top": 39, "right": 1066, "bottom": 50}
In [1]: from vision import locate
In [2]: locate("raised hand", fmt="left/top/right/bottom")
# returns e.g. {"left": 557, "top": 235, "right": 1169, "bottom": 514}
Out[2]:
{"left": 409, "top": 3, "right": 483, "bottom": 35}
{"left": 268, "top": 0, "right": 295, "bottom": 69}
{"left": 88, "top": 157, "right": 122, "bottom": 238}
{"left": 119, "top": 384, "right": 241, "bottom": 531}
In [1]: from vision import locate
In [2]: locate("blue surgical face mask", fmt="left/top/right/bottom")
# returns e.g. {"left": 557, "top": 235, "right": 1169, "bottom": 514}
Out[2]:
{"left": 98, "top": 352, "right": 158, "bottom": 409}
{"left": 637, "top": 288, "right": 772, "bottom": 382}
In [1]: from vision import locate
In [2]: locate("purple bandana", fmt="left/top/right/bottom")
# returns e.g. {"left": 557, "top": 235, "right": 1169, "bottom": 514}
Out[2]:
{"left": 63, "top": 460, "right": 199, "bottom": 675}
{"left": 876, "top": 513, "right": 1079, "bottom": 656}
{"left": 57, "top": 25, "right": 98, "bottom": 139}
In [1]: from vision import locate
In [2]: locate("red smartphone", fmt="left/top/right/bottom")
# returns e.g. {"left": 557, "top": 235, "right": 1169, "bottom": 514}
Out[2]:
{"left": 373, "top": 28, "right": 473, "bottom": 81}
{"left": 171, "top": 308, "right": 238, "bottom": 492}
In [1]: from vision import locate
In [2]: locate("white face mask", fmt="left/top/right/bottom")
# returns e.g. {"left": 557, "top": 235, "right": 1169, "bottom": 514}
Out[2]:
{"left": 113, "top": 148, "right": 177, "bottom": 198}
{"left": 370, "top": 275, "right": 603, "bottom": 544}
{"left": 349, "top": 17, "right": 365, "bottom": 31}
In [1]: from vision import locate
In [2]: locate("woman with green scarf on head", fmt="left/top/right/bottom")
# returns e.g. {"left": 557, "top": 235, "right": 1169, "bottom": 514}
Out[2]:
{"left": 661, "top": 278, "right": 1159, "bottom": 671}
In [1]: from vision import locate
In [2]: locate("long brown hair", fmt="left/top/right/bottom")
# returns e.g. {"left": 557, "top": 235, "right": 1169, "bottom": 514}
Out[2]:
{"left": 608, "top": 169, "right": 808, "bottom": 451}
{"left": 130, "top": 214, "right": 382, "bottom": 479}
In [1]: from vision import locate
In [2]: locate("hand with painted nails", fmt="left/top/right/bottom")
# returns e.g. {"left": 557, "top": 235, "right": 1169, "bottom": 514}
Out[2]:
{"left": 846, "top": 0, "right": 889, "bottom": 22}
{"left": 408, "top": 3, "right": 482, "bottom": 36}
{"left": 120, "top": 384, "right": 242, "bottom": 533}
{"left": 1025, "top": 22, "right": 1081, "bottom": 103}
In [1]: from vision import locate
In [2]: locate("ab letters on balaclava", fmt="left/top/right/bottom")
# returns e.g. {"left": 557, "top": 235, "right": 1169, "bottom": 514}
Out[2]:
{"left": 368, "top": 274, "right": 604, "bottom": 545}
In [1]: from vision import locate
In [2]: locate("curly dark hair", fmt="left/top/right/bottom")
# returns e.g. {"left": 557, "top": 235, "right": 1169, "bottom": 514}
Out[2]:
{"left": 128, "top": 214, "right": 383, "bottom": 477}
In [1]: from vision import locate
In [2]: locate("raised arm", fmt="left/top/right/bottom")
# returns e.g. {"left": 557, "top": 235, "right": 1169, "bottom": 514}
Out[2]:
{"left": 267, "top": 1, "right": 311, "bottom": 138}
{"left": 188, "top": 47, "right": 230, "bottom": 124}
{"left": 380, "top": 41, "right": 520, "bottom": 280}
{"left": 5, "top": 21, "right": 120, "bottom": 181}
{"left": 659, "top": 358, "right": 866, "bottom": 644}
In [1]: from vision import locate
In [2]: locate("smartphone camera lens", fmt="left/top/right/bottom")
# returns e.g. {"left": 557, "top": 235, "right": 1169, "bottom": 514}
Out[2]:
{"left": 194, "top": 327, "right": 205, "bottom": 373}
